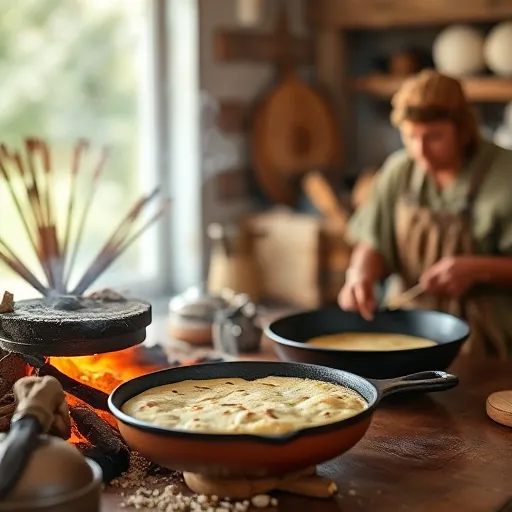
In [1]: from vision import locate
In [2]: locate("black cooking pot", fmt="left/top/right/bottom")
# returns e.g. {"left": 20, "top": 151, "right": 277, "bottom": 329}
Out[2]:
{"left": 265, "top": 307, "right": 470, "bottom": 379}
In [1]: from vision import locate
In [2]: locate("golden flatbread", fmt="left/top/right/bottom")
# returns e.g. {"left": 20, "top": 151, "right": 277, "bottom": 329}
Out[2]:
{"left": 122, "top": 376, "right": 367, "bottom": 435}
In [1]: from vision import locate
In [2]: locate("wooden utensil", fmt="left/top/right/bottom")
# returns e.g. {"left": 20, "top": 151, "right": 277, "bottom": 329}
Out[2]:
{"left": 385, "top": 284, "right": 424, "bottom": 311}
{"left": 301, "top": 170, "right": 349, "bottom": 229}
{"left": 251, "top": 1, "right": 340, "bottom": 205}
{"left": 486, "top": 391, "right": 512, "bottom": 427}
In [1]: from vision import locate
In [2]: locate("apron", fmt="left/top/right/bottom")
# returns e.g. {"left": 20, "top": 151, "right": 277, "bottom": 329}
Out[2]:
{"left": 393, "top": 154, "right": 509, "bottom": 360}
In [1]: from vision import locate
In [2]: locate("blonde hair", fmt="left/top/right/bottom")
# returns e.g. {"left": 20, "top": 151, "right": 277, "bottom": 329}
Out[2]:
{"left": 391, "top": 69, "right": 480, "bottom": 152}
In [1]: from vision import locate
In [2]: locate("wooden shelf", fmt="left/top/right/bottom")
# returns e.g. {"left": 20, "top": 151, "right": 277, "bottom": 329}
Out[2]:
{"left": 351, "top": 75, "right": 512, "bottom": 102}
{"left": 307, "top": 0, "right": 512, "bottom": 30}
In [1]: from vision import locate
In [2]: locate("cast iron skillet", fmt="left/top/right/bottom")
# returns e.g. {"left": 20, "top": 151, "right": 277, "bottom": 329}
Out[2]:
{"left": 108, "top": 361, "right": 458, "bottom": 478}
{"left": 265, "top": 307, "right": 470, "bottom": 379}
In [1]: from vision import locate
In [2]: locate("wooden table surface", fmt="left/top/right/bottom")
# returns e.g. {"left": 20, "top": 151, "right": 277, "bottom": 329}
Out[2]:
{"left": 102, "top": 344, "right": 512, "bottom": 511}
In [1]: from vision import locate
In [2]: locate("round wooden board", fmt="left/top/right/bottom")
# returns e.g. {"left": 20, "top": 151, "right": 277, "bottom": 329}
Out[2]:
{"left": 251, "top": 95, "right": 298, "bottom": 206}
{"left": 251, "top": 76, "right": 340, "bottom": 205}
{"left": 486, "top": 390, "right": 512, "bottom": 427}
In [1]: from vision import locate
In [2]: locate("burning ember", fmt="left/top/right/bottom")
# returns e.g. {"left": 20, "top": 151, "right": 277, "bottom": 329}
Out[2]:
{"left": 0, "top": 344, "right": 171, "bottom": 481}
{"left": 49, "top": 346, "right": 165, "bottom": 452}
{"left": 50, "top": 346, "right": 164, "bottom": 394}
{"left": 38, "top": 345, "right": 169, "bottom": 481}
{"left": 1, "top": 326, "right": 224, "bottom": 483}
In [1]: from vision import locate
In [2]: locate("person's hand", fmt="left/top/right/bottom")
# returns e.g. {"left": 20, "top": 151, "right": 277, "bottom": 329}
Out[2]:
{"left": 420, "top": 256, "right": 478, "bottom": 298}
{"left": 338, "top": 270, "right": 376, "bottom": 321}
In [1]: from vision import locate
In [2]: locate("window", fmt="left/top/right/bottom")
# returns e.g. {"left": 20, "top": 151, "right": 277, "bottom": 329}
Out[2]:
{"left": 0, "top": 0, "right": 200, "bottom": 301}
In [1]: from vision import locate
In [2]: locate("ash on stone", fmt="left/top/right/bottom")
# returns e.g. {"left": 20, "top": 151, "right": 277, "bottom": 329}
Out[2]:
{"left": 49, "top": 295, "right": 85, "bottom": 311}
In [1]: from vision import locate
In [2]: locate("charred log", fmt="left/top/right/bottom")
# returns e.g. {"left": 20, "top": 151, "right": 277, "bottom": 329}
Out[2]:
{"left": 74, "top": 441, "right": 129, "bottom": 483}
{"left": 36, "top": 363, "right": 109, "bottom": 411}
{"left": 71, "top": 405, "right": 129, "bottom": 482}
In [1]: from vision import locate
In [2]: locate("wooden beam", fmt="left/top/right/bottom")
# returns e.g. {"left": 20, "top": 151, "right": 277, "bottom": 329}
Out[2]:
{"left": 217, "top": 101, "right": 251, "bottom": 134}
{"left": 313, "top": 29, "right": 347, "bottom": 176}
{"left": 214, "top": 29, "right": 313, "bottom": 64}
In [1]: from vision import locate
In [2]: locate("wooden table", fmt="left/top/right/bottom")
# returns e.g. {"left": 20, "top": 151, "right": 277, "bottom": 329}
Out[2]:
{"left": 102, "top": 353, "right": 512, "bottom": 512}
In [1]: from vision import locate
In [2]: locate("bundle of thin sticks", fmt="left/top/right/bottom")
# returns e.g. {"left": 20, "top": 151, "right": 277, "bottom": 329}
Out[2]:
{"left": 0, "top": 138, "right": 169, "bottom": 296}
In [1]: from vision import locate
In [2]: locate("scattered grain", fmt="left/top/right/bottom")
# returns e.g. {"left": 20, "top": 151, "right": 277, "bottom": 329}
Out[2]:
{"left": 251, "top": 494, "right": 271, "bottom": 508}
{"left": 112, "top": 454, "right": 280, "bottom": 511}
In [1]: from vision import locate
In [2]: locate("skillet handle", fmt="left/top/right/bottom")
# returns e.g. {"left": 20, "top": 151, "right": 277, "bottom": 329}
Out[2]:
{"left": 374, "top": 371, "right": 459, "bottom": 397}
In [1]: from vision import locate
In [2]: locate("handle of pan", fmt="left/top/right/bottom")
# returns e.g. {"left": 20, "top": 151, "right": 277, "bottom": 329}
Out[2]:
{"left": 372, "top": 371, "right": 459, "bottom": 397}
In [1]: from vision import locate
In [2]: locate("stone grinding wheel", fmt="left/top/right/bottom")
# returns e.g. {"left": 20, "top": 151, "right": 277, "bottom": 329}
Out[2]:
{"left": 0, "top": 296, "right": 151, "bottom": 357}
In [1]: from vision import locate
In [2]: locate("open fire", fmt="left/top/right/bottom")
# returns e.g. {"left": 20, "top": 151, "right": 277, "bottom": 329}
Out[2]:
{"left": 50, "top": 346, "right": 164, "bottom": 395}
{"left": 30, "top": 345, "right": 169, "bottom": 480}
{"left": 0, "top": 333, "right": 224, "bottom": 481}
{"left": 0, "top": 342, "right": 171, "bottom": 480}
{"left": 17, "top": 344, "right": 220, "bottom": 481}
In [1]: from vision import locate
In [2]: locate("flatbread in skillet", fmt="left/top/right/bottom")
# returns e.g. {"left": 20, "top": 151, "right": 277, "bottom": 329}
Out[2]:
{"left": 122, "top": 376, "right": 368, "bottom": 435}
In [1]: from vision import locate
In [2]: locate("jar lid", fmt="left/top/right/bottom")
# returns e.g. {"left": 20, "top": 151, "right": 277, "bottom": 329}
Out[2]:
{"left": 169, "top": 285, "right": 229, "bottom": 322}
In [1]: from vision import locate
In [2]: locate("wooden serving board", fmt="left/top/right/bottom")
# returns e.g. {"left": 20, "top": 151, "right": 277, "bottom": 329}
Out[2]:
{"left": 251, "top": 2, "right": 340, "bottom": 205}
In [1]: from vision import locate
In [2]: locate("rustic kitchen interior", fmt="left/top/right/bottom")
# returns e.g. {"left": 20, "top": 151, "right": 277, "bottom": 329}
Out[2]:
{"left": 1, "top": 1, "right": 512, "bottom": 511}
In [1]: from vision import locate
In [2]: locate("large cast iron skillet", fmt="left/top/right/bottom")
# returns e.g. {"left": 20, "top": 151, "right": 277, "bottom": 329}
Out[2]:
{"left": 108, "top": 361, "right": 458, "bottom": 478}
{"left": 266, "top": 307, "right": 470, "bottom": 379}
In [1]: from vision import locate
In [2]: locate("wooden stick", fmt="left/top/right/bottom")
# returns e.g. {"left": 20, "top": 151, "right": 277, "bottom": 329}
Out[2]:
{"left": 37, "top": 139, "right": 60, "bottom": 289}
{"left": 38, "top": 140, "right": 56, "bottom": 241}
{"left": 30, "top": 139, "right": 57, "bottom": 288}
{"left": 1, "top": 145, "right": 43, "bottom": 231}
{"left": 1, "top": 144, "right": 52, "bottom": 287}
{"left": 386, "top": 283, "right": 424, "bottom": 311}
{"left": 103, "top": 187, "right": 161, "bottom": 250}
{"left": 63, "top": 145, "right": 108, "bottom": 290}
{"left": 57, "top": 139, "right": 89, "bottom": 292}
{"left": 66, "top": 184, "right": 156, "bottom": 294}
{"left": 24, "top": 138, "right": 47, "bottom": 227}
{"left": 0, "top": 138, "right": 167, "bottom": 297}
{"left": 0, "top": 156, "right": 39, "bottom": 260}
{"left": 0, "top": 242, "right": 48, "bottom": 296}
{"left": 24, "top": 138, "right": 57, "bottom": 288}
{"left": 72, "top": 194, "right": 167, "bottom": 295}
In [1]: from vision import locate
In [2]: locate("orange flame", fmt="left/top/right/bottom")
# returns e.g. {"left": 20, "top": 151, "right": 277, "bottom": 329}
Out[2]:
{"left": 50, "top": 346, "right": 163, "bottom": 394}
{"left": 49, "top": 346, "right": 164, "bottom": 445}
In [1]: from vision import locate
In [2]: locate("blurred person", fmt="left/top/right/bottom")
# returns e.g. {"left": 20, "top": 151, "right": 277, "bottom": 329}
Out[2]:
{"left": 338, "top": 69, "right": 512, "bottom": 358}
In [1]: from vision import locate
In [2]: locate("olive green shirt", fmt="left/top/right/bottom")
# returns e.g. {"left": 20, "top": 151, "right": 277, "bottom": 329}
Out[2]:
{"left": 348, "top": 138, "right": 512, "bottom": 353}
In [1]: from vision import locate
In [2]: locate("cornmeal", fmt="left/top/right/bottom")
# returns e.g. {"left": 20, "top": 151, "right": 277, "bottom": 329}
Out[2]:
{"left": 122, "top": 376, "right": 368, "bottom": 435}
